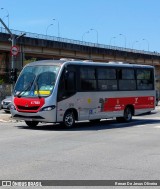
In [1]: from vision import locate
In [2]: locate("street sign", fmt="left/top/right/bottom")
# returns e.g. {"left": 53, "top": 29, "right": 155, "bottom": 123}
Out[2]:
{"left": 11, "top": 45, "right": 19, "bottom": 56}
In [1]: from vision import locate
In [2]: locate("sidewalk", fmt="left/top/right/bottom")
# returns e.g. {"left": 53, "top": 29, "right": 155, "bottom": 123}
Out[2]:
{"left": 0, "top": 113, "right": 13, "bottom": 122}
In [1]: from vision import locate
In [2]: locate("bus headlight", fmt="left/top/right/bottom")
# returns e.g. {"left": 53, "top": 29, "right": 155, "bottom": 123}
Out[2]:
{"left": 40, "top": 105, "right": 56, "bottom": 111}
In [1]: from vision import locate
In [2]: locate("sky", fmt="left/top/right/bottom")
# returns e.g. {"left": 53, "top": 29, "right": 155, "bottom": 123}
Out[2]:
{"left": 0, "top": 0, "right": 160, "bottom": 52}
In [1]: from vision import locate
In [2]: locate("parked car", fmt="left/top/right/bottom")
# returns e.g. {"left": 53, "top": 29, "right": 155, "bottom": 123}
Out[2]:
{"left": 1, "top": 96, "right": 12, "bottom": 113}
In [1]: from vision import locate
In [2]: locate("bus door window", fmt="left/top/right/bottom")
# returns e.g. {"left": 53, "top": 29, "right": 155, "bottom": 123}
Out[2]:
{"left": 58, "top": 68, "right": 76, "bottom": 101}
{"left": 66, "top": 71, "right": 76, "bottom": 93}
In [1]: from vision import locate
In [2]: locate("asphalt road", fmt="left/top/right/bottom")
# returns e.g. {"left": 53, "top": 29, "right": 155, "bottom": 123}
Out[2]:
{"left": 1, "top": 108, "right": 160, "bottom": 188}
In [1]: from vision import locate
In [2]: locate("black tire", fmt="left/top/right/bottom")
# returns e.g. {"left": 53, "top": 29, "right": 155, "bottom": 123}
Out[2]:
{"left": 116, "top": 117, "right": 124, "bottom": 123}
{"left": 116, "top": 107, "right": 132, "bottom": 122}
{"left": 63, "top": 111, "right": 75, "bottom": 128}
{"left": 89, "top": 119, "right": 100, "bottom": 123}
{"left": 25, "top": 121, "right": 39, "bottom": 127}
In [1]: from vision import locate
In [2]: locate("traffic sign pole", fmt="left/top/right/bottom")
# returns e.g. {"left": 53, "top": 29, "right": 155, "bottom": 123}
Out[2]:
{"left": 11, "top": 35, "right": 16, "bottom": 93}
{"left": 0, "top": 18, "right": 26, "bottom": 93}
{"left": 11, "top": 35, "right": 16, "bottom": 71}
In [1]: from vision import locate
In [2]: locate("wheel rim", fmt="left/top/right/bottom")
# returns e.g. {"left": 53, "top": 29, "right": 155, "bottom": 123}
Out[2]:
{"left": 64, "top": 113, "right": 74, "bottom": 127}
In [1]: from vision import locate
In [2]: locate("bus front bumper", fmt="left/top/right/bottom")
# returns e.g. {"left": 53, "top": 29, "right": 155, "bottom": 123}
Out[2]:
{"left": 10, "top": 108, "right": 57, "bottom": 123}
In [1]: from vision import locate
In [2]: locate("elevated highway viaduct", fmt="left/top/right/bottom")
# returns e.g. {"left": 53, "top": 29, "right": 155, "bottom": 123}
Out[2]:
{"left": 0, "top": 28, "right": 160, "bottom": 94}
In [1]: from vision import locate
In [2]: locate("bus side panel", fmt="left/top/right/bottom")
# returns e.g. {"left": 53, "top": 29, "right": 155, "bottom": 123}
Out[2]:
{"left": 56, "top": 93, "right": 89, "bottom": 122}
{"left": 56, "top": 90, "right": 155, "bottom": 122}
{"left": 89, "top": 90, "right": 155, "bottom": 119}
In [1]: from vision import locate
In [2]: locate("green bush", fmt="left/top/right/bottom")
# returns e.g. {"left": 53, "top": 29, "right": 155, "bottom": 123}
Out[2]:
{"left": 0, "top": 79, "right": 4, "bottom": 85}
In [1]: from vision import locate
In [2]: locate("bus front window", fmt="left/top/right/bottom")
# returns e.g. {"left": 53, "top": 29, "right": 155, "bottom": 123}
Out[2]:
{"left": 34, "top": 71, "right": 56, "bottom": 96}
{"left": 14, "top": 65, "right": 60, "bottom": 97}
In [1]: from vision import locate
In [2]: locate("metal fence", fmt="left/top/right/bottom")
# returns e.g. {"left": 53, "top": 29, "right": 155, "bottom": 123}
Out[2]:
{"left": 0, "top": 27, "right": 160, "bottom": 56}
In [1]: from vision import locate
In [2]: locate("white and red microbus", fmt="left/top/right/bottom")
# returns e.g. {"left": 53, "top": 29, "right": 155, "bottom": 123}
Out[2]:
{"left": 10, "top": 59, "right": 156, "bottom": 128}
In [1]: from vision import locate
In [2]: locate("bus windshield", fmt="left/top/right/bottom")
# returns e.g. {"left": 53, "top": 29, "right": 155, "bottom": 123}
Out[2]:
{"left": 14, "top": 65, "right": 60, "bottom": 98}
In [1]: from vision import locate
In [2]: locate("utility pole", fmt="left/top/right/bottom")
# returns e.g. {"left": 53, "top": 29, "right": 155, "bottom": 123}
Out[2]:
{"left": 0, "top": 18, "right": 26, "bottom": 70}
{"left": 0, "top": 18, "right": 25, "bottom": 91}
{"left": 0, "top": 18, "right": 16, "bottom": 71}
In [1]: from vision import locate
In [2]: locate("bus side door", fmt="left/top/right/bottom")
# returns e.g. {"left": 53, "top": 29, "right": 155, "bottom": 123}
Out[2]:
{"left": 57, "top": 66, "right": 77, "bottom": 122}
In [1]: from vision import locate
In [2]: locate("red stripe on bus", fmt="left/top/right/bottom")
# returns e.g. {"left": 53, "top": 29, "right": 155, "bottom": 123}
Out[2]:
{"left": 102, "top": 96, "right": 154, "bottom": 112}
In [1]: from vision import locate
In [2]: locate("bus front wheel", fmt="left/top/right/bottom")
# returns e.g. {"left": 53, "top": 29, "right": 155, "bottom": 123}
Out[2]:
{"left": 25, "top": 121, "right": 39, "bottom": 127}
{"left": 63, "top": 111, "right": 75, "bottom": 128}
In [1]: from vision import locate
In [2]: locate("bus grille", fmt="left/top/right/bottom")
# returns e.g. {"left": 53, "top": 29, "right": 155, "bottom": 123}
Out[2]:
{"left": 17, "top": 105, "right": 40, "bottom": 111}
{"left": 13, "top": 115, "right": 44, "bottom": 119}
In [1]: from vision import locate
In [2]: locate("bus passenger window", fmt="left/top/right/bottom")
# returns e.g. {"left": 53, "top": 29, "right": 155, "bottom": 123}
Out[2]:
{"left": 80, "top": 67, "right": 96, "bottom": 91}
{"left": 136, "top": 69, "right": 154, "bottom": 90}
{"left": 118, "top": 69, "right": 136, "bottom": 91}
{"left": 97, "top": 68, "right": 117, "bottom": 91}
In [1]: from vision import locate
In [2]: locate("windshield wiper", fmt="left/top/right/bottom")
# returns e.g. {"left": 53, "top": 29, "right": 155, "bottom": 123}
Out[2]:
{"left": 34, "top": 80, "right": 41, "bottom": 99}
{"left": 16, "top": 80, "right": 34, "bottom": 98}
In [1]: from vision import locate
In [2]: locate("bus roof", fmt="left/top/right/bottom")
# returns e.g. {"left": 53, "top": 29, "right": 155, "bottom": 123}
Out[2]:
{"left": 25, "top": 59, "right": 154, "bottom": 69}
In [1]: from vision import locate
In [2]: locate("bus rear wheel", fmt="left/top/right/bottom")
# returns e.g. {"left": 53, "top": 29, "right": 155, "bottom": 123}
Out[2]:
{"left": 63, "top": 110, "right": 75, "bottom": 128}
{"left": 25, "top": 121, "right": 39, "bottom": 127}
{"left": 116, "top": 106, "right": 132, "bottom": 122}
